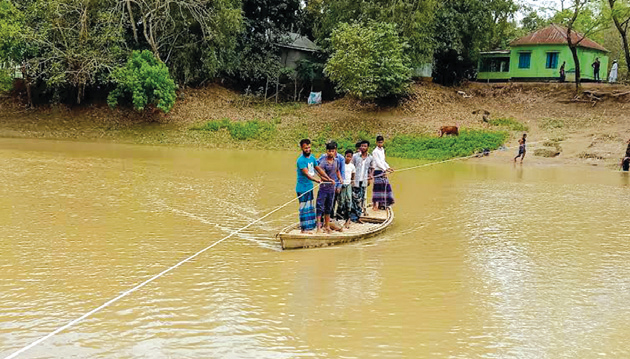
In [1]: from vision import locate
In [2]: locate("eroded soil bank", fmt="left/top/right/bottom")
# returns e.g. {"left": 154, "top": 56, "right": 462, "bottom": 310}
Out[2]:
{"left": 1, "top": 82, "right": 630, "bottom": 168}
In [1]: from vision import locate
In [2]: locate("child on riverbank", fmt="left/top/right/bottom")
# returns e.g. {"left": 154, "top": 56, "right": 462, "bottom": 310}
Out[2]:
{"left": 514, "top": 133, "right": 527, "bottom": 163}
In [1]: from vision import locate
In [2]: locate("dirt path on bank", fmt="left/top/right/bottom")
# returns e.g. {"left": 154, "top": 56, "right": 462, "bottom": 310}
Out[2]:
{"left": 1, "top": 82, "right": 630, "bottom": 169}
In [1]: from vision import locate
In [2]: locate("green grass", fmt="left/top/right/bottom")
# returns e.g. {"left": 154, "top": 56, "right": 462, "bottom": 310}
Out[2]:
{"left": 488, "top": 117, "right": 529, "bottom": 132}
{"left": 309, "top": 130, "right": 508, "bottom": 161}
{"left": 192, "top": 118, "right": 277, "bottom": 140}
{"left": 386, "top": 130, "right": 509, "bottom": 161}
{"left": 191, "top": 120, "right": 508, "bottom": 161}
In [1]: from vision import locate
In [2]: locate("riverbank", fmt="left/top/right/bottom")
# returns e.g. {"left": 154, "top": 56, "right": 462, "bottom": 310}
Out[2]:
{"left": 1, "top": 82, "right": 630, "bottom": 167}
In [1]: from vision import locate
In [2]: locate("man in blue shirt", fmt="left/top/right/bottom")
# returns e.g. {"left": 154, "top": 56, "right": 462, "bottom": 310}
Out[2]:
{"left": 296, "top": 139, "right": 331, "bottom": 233}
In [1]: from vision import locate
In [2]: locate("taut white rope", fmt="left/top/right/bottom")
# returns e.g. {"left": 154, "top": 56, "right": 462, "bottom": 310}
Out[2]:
{"left": 3, "top": 185, "right": 321, "bottom": 359}
{"left": 6, "top": 143, "right": 527, "bottom": 358}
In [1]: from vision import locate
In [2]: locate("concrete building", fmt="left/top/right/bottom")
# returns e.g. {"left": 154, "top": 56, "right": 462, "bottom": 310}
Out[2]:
{"left": 477, "top": 24, "right": 609, "bottom": 82}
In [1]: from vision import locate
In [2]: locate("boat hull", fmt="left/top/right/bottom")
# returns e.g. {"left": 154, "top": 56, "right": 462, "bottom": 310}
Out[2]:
{"left": 278, "top": 208, "right": 394, "bottom": 250}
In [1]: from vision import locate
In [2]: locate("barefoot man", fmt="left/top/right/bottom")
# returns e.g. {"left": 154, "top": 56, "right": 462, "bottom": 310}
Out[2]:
{"left": 372, "top": 135, "right": 395, "bottom": 210}
{"left": 351, "top": 140, "right": 374, "bottom": 222}
{"left": 316, "top": 142, "right": 342, "bottom": 233}
{"left": 296, "top": 139, "right": 331, "bottom": 233}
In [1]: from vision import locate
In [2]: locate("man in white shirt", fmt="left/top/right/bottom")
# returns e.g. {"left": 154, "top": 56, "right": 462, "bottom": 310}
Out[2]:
{"left": 336, "top": 149, "right": 357, "bottom": 228}
{"left": 351, "top": 140, "right": 374, "bottom": 222}
{"left": 372, "top": 135, "right": 395, "bottom": 210}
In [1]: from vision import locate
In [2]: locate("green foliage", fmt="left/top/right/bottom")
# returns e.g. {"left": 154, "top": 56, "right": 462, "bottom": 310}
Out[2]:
{"left": 134, "top": 0, "right": 243, "bottom": 85}
{"left": 0, "top": 68, "right": 12, "bottom": 92}
{"left": 325, "top": 21, "right": 412, "bottom": 100}
{"left": 108, "top": 50, "right": 177, "bottom": 113}
{"left": 0, "top": 0, "right": 25, "bottom": 63}
{"left": 235, "top": 0, "right": 301, "bottom": 87}
{"left": 192, "top": 118, "right": 277, "bottom": 140}
{"left": 433, "top": 0, "right": 520, "bottom": 85}
{"left": 17, "top": 0, "right": 127, "bottom": 102}
{"left": 521, "top": 10, "right": 548, "bottom": 33}
{"left": 488, "top": 117, "right": 529, "bottom": 131}
{"left": 386, "top": 130, "right": 509, "bottom": 160}
{"left": 307, "top": 0, "right": 437, "bottom": 68}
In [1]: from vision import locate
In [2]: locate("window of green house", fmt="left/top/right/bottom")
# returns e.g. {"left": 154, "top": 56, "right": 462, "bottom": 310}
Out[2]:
{"left": 518, "top": 52, "right": 531, "bottom": 69}
{"left": 546, "top": 52, "right": 559, "bottom": 68}
{"left": 480, "top": 57, "right": 510, "bottom": 72}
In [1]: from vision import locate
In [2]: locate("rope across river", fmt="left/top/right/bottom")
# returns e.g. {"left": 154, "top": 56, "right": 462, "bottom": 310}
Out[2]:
{"left": 2, "top": 143, "right": 541, "bottom": 359}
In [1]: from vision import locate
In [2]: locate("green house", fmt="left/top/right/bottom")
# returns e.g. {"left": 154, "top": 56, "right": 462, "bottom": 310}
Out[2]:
{"left": 477, "top": 24, "right": 609, "bottom": 82}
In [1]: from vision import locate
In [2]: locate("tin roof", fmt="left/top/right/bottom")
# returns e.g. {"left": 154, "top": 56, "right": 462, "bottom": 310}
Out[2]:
{"left": 510, "top": 24, "right": 608, "bottom": 52}
{"left": 276, "top": 32, "right": 319, "bottom": 52}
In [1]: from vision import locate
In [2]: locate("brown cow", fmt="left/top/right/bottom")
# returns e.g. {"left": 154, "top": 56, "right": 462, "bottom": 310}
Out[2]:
{"left": 439, "top": 126, "right": 459, "bottom": 137}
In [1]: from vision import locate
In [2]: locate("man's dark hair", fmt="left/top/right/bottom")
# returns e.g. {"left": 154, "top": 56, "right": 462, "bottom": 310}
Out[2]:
{"left": 299, "top": 139, "right": 311, "bottom": 147}
{"left": 355, "top": 141, "right": 361, "bottom": 149}
{"left": 345, "top": 149, "right": 354, "bottom": 156}
{"left": 360, "top": 140, "right": 370, "bottom": 147}
{"left": 376, "top": 135, "right": 384, "bottom": 142}
{"left": 326, "top": 142, "right": 337, "bottom": 150}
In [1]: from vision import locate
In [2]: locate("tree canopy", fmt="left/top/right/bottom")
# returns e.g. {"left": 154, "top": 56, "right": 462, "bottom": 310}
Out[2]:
{"left": 324, "top": 21, "right": 412, "bottom": 100}
{"left": 1, "top": 0, "right": 628, "bottom": 105}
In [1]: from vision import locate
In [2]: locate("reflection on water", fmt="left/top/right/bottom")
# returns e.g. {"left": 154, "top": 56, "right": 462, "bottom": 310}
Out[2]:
{"left": 1, "top": 138, "right": 630, "bottom": 358}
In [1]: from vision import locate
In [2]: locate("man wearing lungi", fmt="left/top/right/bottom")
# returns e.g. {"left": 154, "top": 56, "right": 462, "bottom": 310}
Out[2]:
{"left": 316, "top": 142, "right": 342, "bottom": 233}
{"left": 296, "top": 139, "right": 331, "bottom": 233}
{"left": 372, "top": 135, "right": 395, "bottom": 211}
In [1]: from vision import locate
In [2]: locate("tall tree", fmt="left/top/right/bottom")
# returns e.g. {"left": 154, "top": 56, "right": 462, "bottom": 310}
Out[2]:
{"left": 432, "top": 0, "right": 519, "bottom": 85}
{"left": 124, "top": 0, "right": 242, "bottom": 85}
{"left": 324, "top": 21, "right": 412, "bottom": 100}
{"left": 235, "top": 0, "right": 301, "bottom": 92}
{"left": 607, "top": 0, "right": 630, "bottom": 76}
{"left": 565, "top": 0, "right": 604, "bottom": 91}
{"left": 306, "top": 0, "right": 438, "bottom": 69}
{"left": 0, "top": 0, "right": 25, "bottom": 93}
{"left": 17, "top": 0, "right": 127, "bottom": 104}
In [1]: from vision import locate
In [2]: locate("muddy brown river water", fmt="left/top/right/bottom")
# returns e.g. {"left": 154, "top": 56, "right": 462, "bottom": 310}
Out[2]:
{"left": 1, "top": 138, "right": 630, "bottom": 358}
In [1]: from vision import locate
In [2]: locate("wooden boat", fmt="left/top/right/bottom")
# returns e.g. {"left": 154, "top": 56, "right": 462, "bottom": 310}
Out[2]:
{"left": 278, "top": 208, "right": 394, "bottom": 250}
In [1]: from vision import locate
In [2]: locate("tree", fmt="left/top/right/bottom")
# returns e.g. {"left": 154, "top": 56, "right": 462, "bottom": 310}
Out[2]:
{"left": 607, "top": 0, "right": 630, "bottom": 76}
{"left": 432, "top": 0, "right": 520, "bottom": 85}
{"left": 124, "top": 0, "right": 243, "bottom": 85}
{"left": 324, "top": 22, "right": 412, "bottom": 100}
{"left": 15, "top": 0, "right": 127, "bottom": 104}
{"left": 235, "top": 0, "right": 301, "bottom": 93}
{"left": 521, "top": 9, "right": 548, "bottom": 32}
{"left": 107, "top": 50, "right": 177, "bottom": 113}
{"left": 306, "top": 0, "right": 437, "bottom": 69}
{"left": 0, "top": 0, "right": 25, "bottom": 93}
{"left": 565, "top": 0, "right": 605, "bottom": 91}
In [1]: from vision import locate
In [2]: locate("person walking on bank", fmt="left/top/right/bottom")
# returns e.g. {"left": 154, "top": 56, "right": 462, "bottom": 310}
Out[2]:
{"left": 372, "top": 135, "right": 395, "bottom": 211}
{"left": 514, "top": 133, "right": 527, "bottom": 163}
{"left": 559, "top": 61, "right": 566, "bottom": 82}
{"left": 609, "top": 60, "right": 619, "bottom": 84}
{"left": 351, "top": 140, "right": 374, "bottom": 223}
{"left": 592, "top": 58, "right": 601, "bottom": 82}
{"left": 296, "top": 139, "right": 332, "bottom": 234}
{"left": 621, "top": 138, "right": 630, "bottom": 172}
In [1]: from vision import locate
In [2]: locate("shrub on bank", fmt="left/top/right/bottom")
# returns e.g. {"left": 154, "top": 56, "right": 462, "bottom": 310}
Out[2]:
{"left": 386, "top": 130, "right": 509, "bottom": 160}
